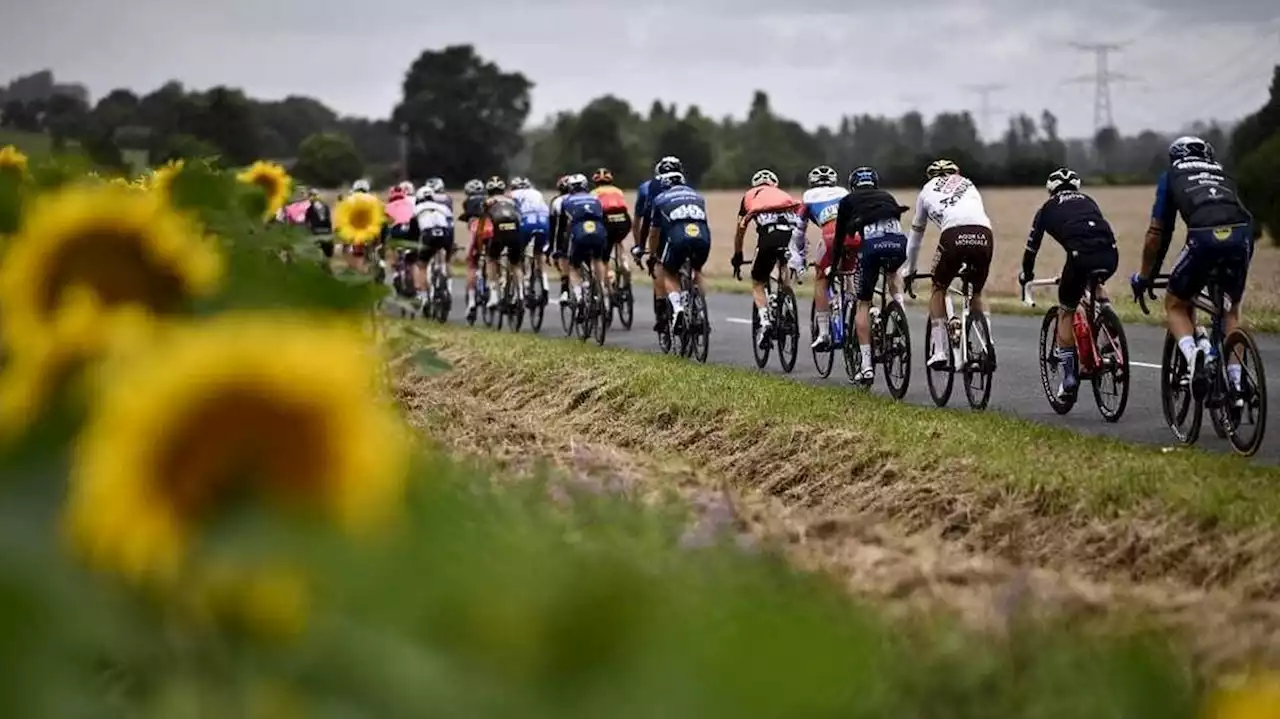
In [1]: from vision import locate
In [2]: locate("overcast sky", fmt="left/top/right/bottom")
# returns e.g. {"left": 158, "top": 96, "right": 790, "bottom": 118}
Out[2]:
{"left": 2, "top": 0, "right": 1278, "bottom": 140}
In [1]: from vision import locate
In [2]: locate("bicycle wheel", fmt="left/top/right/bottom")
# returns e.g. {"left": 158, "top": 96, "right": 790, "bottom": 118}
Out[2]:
{"left": 751, "top": 301, "right": 771, "bottom": 368}
{"left": 576, "top": 282, "right": 594, "bottom": 342}
{"left": 1038, "top": 309, "right": 1074, "bottom": 415}
{"left": 924, "top": 315, "right": 954, "bottom": 407}
{"left": 1159, "top": 332, "right": 1202, "bottom": 446}
{"left": 1221, "top": 328, "right": 1267, "bottom": 457}
{"left": 842, "top": 301, "right": 859, "bottom": 382}
{"left": 1091, "top": 305, "right": 1129, "bottom": 423}
{"left": 559, "top": 292, "right": 575, "bottom": 336}
{"left": 881, "top": 301, "right": 911, "bottom": 400}
{"left": 963, "top": 312, "right": 994, "bottom": 410}
{"left": 776, "top": 286, "right": 799, "bottom": 374}
{"left": 593, "top": 277, "right": 608, "bottom": 346}
{"left": 510, "top": 278, "right": 524, "bottom": 333}
{"left": 527, "top": 268, "right": 545, "bottom": 333}
{"left": 617, "top": 274, "right": 634, "bottom": 330}
{"left": 691, "top": 290, "right": 711, "bottom": 363}
{"left": 810, "top": 299, "right": 833, "bottom": 378}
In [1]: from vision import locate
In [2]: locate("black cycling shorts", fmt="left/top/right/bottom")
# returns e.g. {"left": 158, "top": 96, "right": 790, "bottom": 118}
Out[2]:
{"left": 750, "top": 227, "right": 791, "bottom": 284}
{"left": 1058, "top": 245, "right": 1118, "bottom": 310}
{"left": 486, "top": 227, "right": 522, "bottom": 264}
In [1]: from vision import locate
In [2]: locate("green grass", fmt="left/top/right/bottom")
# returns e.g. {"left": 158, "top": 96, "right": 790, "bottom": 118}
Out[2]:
{"left": 0, "top": 129, "right": 52, "bottom": 157}
{"left": 412, "top": 322, "right": 1280, "bottom": 536}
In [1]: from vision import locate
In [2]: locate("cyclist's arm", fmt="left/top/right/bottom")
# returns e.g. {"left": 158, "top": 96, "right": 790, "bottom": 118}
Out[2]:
{"left": 1021, "top": 205, "right": 1047, "bottom": 278}
{"left": 632, "top": 185, "right": 650, "bottom": 245}
{"left": 1140, "top": 172, "right": 1177, "bottom": 279}
{"left": 733, "top": 196, "right": 752, "bottom": 256}
{"left": 905, "top": 191, "right": 927, "bottom": 275}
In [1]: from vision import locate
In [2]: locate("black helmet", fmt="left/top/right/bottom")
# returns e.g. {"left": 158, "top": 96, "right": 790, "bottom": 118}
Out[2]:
{"left": 1045, "top": 167, "right": 1081, "bottom": 195}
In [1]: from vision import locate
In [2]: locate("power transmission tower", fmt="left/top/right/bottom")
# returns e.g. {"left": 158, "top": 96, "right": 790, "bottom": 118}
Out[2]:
{"left": 1063, "top": 42, "right": 1140, "bottom": 134}
{"left": 965, "top": 84, "right": 1006, "bottom": 141}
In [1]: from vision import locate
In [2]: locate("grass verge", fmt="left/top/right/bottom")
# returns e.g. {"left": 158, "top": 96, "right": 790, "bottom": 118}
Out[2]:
{"left": 405, "top": 321, "right": 1280, "bottom": 597}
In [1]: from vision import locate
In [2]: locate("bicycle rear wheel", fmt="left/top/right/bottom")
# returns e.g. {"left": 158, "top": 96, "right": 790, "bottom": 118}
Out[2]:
{"left": 810, "top": 299, "right": 833, "bottom": 378}
{"left": 962, "top": 312, "right": 994, "bottom": 410}
{"left": 776, "top": 286, "right": 799, "bottom": 374}
{"left": 1038, "top": 309, "right": 1074, "bottom": 415}
{"left": 842, "top": 301, "right": 859, "bottom": 383}
{"left": 924, "top": 315, "right": 954, "bottom": 407}
{"left": 616, "top": 273, "right": 634, "bottom": 330}
{"left": 592, "top": 276, "right": 608, "bottom": 346}
{"left": 1222, "top": 328, "right": 1267, "bottom": 457}
{"left": 691, "top": 291, "right": 710, "bottom": 363}
{"left": 1160, "top": 332, "right": 1202, "bottom": 446}
{"left": 881, "top": 301, "right": 911, "bottom": 400}
{"left": 1091, "top": 305, "right": 1129, "bottom": 423}
{"left": 559, "top": 293, "right": 575, "bottom": 336}
{"left": 751, "top": 302, "right": 771, "bottom": 368}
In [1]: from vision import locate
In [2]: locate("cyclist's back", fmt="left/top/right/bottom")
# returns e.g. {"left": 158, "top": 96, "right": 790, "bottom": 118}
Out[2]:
{"left": 591, "top": 171, "right": 633, "bottom": 254}
{"left": 560, "top": 186, "right": 608, "bottom": 268}
{"left": 739, "top": 177, "right": 801, "bottom": 284}
{"left": 908, "top": 169, "right": 994, "bottom": 292}
{"left": 652, "top": 181, "right": 711, "bottom": 273}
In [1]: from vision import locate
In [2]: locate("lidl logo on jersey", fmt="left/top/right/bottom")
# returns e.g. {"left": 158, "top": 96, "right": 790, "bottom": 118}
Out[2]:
{"left": 685, "top": 223, "right": 701, "bottom": 237}
{"left": 1213, "top": 226, "right": 1232, "bottom": 242}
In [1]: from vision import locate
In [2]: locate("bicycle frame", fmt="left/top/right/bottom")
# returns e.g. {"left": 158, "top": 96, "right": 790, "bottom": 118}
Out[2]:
{"left": 908, "top": 270, "right": 976, "bottom": 369}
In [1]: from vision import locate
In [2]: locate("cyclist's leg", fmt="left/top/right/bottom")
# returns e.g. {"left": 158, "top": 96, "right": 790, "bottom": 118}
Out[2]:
{"left": 1165, "top": 236, "right": 1213, "bottom": 380}
{"left": 484, "top": 232, "right": 503, "bottom": 308}
{"left": 749, "top": 234, "right": 772, "bottom": 321}
{"left": 689, "top": 233, "right": 711, "bottom": 299}
{"left": 853, "top": 240, "right": 878, "bottom": 373}
{"left": 660, "top": 236, "right": 688, "bottom": 318}
{"left": 964, "top": 227, "right": 994, "bottom": 318}
{"left": 465, "top": 236, "right": 481, "bottom": 309}
{"left": 1219, "top": 230, "right": 1252, "bottom": 391}
{"left": 1055, "top": 254, "right": 1090, "bottom": 394}
{"left": 928, "top": 233, "right": 959, "bottom": 366}
{"left": 813, "top": 233, "right": 833, "bottom": 315}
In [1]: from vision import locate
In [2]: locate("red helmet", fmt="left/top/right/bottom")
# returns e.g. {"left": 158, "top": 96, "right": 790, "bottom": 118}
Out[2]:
{"left": 388, "top": 188, "right": 406, "bottom": 201}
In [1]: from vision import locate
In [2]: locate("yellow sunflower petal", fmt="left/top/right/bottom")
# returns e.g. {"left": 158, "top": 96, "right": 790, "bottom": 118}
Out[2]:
{"left": 148, "top": 159, "right": 184, "bottom": 202}
{"left": 0, "top": 145, "right": 28, "bottom": 177}
{"left": 0, "top": 183, "right": 224, "bottom": 354}
{"left": 63, "top": 313, "right": 409, "bottom": 582}
{"left": 1208, "top": 672, "right": 1280, "bottom": 719}
{"left": 333, "top": 193, "right": 385, "bottom": 246}
{"left": 237, "top": 161, "right": 292, "bottom": 220}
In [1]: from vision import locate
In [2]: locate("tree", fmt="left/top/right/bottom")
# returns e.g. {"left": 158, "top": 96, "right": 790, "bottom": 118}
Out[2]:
{"left": 656, "top": 119, "right": 713, "bottom": 186}
{"left": 393, "top": 45, "right": 532, "bottom": 184}
{"left": 1230, "top": 65, "right": 1280, "bottom": 166}
{"left": 194, "top": 87, "right": 260, "bottom": 165}
{"left": 1093, "top": 126, "right": 1122, "bottom": 174}
{"left": 293, "top": 132, "right": 364, "bottom": 187}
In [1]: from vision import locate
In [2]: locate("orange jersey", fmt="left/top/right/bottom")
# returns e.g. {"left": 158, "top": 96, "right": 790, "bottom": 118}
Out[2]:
{"left": 591, "top": 185, "right": 629, "bottom": 212}
{"left": 739, "top": 186, "right": 800, "bottom": 227}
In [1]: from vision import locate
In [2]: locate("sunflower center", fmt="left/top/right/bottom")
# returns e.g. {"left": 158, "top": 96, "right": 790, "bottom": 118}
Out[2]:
{"left": 40, "top": 228, "right": 189, "bottom": 316}
{"left": 254, "top": 177, "right": 278, "bottom": 195}
{"left": 349, "top": 206, "right": 372, "bottom": 229}
{"left": 156, "top": 386, "right": 330, "bottom": 519}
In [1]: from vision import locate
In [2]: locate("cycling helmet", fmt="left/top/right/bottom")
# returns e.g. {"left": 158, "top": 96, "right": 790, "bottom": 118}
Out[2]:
{"left": 1045, "top": 167, "right": 1082, "bottom": 195}
{"left": 414, "top": 186, "right": 433, "bottom": 203}
{"left": 351, "top": 178, "right": 371, "bottom": 193}
{"left": 751, "top": 169, "right": 779, "bottom": 188}
{"left": 424, "top": 177, "right": 445, "bottom": 193}
{"left": 509, "top": 176, "right": 531, "bottom": 190}
{"left": 808, "top": 165, "right": 838, "bottom": 187}
{"left": 1168, "top": 135, "right": 1214, "bottom": 162}
{"left": 555, "top": 175, "right": 571, "bottom": 194}
{"left": 591, "top": 167, "right": 614, "bottom": 185}
{"left": 565, "top": 173, "right": 589, "bottom": 193}
{"left": 484, "top": 175, "right": 506, "bottom": 195}
{"left": 925, "top": 159, "right": 960, "bottom": 179}
{"left": 657, "top": 171, "right": 685, "bottom": 189}
{"left": 398, "top": 180, "right": 415, "bottom": 196}
{"left": 654, "top": 155, "right": 683, "bottom": 175}
{"left": 464, "top": 178, "right": 484, "bottom": 195}
{"left": 388, "top": 187, "right": 406, "bottom": 201}
{"left": 849, "top": 166, "right": 880, "bottom": 189}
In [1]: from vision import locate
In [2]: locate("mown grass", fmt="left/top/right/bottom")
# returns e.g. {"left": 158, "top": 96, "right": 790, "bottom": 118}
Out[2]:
{"left": 417, "top": 322, "right": 1280, "bottom": 535}
{"left": 0, "top": 128, "right": 52, "bottom": 156}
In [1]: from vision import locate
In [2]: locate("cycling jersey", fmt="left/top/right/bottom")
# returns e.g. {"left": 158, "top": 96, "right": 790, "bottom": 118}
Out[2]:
{"left": 800, "top": 186, "right": 848, "bottom": 241}
{"left": 414, "top": 199, "right": 453, "bottom": 230}
{"left": 739, "top": 186, "right": 801, "bottom": 229}
{"left": 512, "top": 187, "right": 550, "bottom": 246}
{"left": 651, "top": 185, "right": 711, "bottom": 272}
{"left": 906, "top": 174, "right": 992, "bottom": 274}
{"left": 833, "top": 189, "right": 909, "bottom": 245}
{"left": 634, "top": 178, "right": 658, "bottom": 242}
{"left": 460, "top": 193, "right": 485, "bottom": 222}
{"left": 1023, "top": 191, "right": 1116, "bottom": 274}
{"left": 560, "top": 191, "right": 608, "bottom": 266}
{"left": 548, "top": 192, "right": 570, "bottom": 257}
{"left": 305, "top": 200, "right": 332, "bottom": 234}
{"left": 1151, "top": 159, "right": 1254, "bottom": 303}
{"left": 428, "top": 191, "right": 454, "bottom": 214}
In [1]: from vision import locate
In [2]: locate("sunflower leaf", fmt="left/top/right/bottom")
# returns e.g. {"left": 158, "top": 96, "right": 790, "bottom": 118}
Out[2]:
{"left": 410, "top": 348, "right": 451, "bottom": 376}
{"left": 0, "top": 173, "right": 21, "bottom": 235}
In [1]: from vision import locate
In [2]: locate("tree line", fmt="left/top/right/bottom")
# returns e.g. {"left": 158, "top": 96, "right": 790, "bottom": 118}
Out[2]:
{"left": 1, "top": 51, "right": 1276, "bottom": 240}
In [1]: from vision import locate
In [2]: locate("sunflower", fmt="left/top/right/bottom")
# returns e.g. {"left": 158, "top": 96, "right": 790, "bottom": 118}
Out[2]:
{"left": 333, "top": 192, "right": 385, "bottom": 246}
{"left": 0, "top": 183, "right": 224, "bottom": 354}
{"left": 64, "top": 313, "right": 410, "bottom": 582}
{"left": 1208, "top": 672, "right": 1280, "bottom": 719}
{"left": 148, "top": 159, "right": 184, "bottom": 202}
{"left": 237, "top": 161, "right": 292, "bottom": 220}
{"left": 0, "top": 144, "right": 28, "bottom": 177}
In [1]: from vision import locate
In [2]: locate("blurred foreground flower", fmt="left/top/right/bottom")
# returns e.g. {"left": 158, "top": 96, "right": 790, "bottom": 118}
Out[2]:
{"left": 238, "top": 161, "right": 292, "bottom": 220}
{"left": 333, "top": 192, "right": 384, "bottom": 246}
{"left": 64, "top": 313, "right": 410, "bottom": 582}
{"left": 185, "top": 561, "right": 311, "bottom": 641}
{"left": 0, "top": 144, "right": 28, "bottom": 177}
{"left": 1208, "top": 671, "right": 1280, "bottom": 719}
{"left": 0, "top": 183, "right": 224, "bottom": 354}
{"left": 148, "top": 159, "right": 184, "bottom": 201}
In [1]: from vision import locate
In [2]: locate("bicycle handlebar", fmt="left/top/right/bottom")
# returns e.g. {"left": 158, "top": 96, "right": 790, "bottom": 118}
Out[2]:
{"left": 1019, "top": 276, "right": 1061, "bottom": 308}
{"left": 1135, "top": 274, "right": 1169, "bottom": 316}
{"left": 904, "top": 272, "right": 930, "bottom": 300}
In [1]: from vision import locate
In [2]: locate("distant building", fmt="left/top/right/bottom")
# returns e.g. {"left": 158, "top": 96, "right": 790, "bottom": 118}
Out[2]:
{"left": 0, "top": 70, "right": 90, "bottom": 106}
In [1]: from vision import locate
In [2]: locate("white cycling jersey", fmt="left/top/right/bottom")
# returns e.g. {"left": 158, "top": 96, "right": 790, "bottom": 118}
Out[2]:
{"left": 905, "top": 174, "right": 992, "bottom": 273}
{"left": 511, "top": 187, "right": 548, "bottom": 213}
{"left": 414, "top": 200, "right": 452, "bottom": 229}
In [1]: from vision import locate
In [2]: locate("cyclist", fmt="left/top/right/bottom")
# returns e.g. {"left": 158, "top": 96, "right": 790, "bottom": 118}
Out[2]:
{"left": 510, "top": 176, "right": 552, "bottom": 304}
{"left": 413, "top": 185, "right": 455, "bottom": 309}
{"left": 590, "top": 167, "right": 634, "bottom": 286}
{"left": 800, "top": 165, "right": 850, "bottom": 351}
{"left": 647, "top": 170, "right": 711, "bottom": 333}
{"left": 558, "top": 173, "right": 611, "bottom": 313}
{"left": 303, "top": 188, "right": 335, "bottom": 258}
{"left": 381, "top": 184, "right": 416, "bottom": 286}
{"left": 730, "top": 169, "right": 802, "bottom": 350}
{"left": 547, "top": 174, "right": 573, "bottom": 302}
{"left": 903, "top": 159, "right": 996, "bottom": 370}
{"left": 829, "top": 167, "right": 910, "bottom": 383}
{"left": 423, "top": 177, "right": 453, "bottom": 213}
{"left": 460, "top": 178, "right": 489, "bottom": 318}
{"left": 1130, "top": 136, "right": 1255, "bottom": 399}
{"left": 634, "top": 156, "right": 684, "bottom": 330}
{"left": 473, "top": 176, "right": 523, "bottom": 313}
{"left": 1019, "top": 167, "right": 1119, "bottom": 402}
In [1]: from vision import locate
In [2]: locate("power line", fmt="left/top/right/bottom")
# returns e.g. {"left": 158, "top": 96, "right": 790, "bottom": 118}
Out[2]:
{"left": 965, "top": 84, "right": 1007, "bottom": 141}
{"left": 1062, "top": 42, "right": 1141, "bottom": 134}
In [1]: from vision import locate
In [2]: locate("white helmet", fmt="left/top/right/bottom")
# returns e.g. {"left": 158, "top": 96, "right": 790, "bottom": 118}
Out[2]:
{"left": 1045, "top": 167, "right": 1082, "bottom": 195}
{"left": 509, "top": 176, "right": 531, "bottom": 190}
{"left": 424, "top": 177, "right": 445, "bottom": 193}
{"left": 414, "top": 186, "right": 433, "bottom": 203}
{"left": 351, "top": 178, "right": 371, "bottom": 193}
{"left": 464, "top": 179, "right": 484, "bottom": 195}
{"left": 750, "top": 169, "right": 779, "bottom": 188}
{"left": 807, "top": 165, "right": 838, "bottom": 187}
{"left": 654, "top": 156, "right": 683, "bottom": 175}
{"left": 925, "top": 159, "right": 960, "bottom": 179}
{"left": 565, "top": 173, "right": 589, "bottom": 193}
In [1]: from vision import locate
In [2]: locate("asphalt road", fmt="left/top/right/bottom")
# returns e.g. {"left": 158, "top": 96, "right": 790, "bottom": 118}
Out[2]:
{"left": 401, "top": 282, "right": 1279, "bottom": 464}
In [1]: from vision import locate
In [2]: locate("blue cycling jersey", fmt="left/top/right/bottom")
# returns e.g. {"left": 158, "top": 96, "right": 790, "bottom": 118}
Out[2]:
{"left": 650, "top": 185, "right": 710, "bottom": 244}
{"left": 560, "top": 192, "right": 607, "bottom": 241}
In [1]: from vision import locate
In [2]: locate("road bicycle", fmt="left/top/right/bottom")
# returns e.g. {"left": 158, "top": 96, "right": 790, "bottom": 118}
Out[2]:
{"left": 654, "top": 256, "right": 710, "bottom": 362}
{"left": 847, "top": 264, "right": 911, "bottom": 398}
{"left": 523, "top": 237, "right": 549, "bottom": 333}
{"left": 1022, "top": 271, "right": 1129, "bottom": 422}
{"left": 734, "top": 258, "right": 799, "bottom": 373}
{"left": 425, "top": 250, "right": 452, "bottom": 323}
{"left": 610, "top": 246, "right": 635, "bottom": 330}
{"left": 810, "top": 268, "right": 853, "bottom": 379}
{"left": 561, "top": 259, "right": 609, "bottom": 346}
{"left": 907, "top": 265, "right": 997, "bottom": 410}
{"left": 469, "top": 261, "right": 492, "bottom": 327}
{"left": 1137, "top": 272, "right": 1268, "bottom": 457}
{"left": 493, "top": 258, "right": 524, "bottom": 333}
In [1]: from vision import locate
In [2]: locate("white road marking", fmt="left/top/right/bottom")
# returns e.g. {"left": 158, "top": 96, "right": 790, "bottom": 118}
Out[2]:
{"left": 1131, "top": 361, "right": 1161, "bottom": 369}
{"left": 726, "top": 317, "right": 752, "bottom": 325}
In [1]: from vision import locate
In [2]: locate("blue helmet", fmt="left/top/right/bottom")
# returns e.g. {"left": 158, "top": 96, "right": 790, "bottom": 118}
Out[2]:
{"left": 657, "top": 171, "right": 685, "bottom": 189}
{"left": 1168, "top": 135, "right": 1214, "bottom": 163}
{"left": 849, "top": 166, "right": 879, "bottom": 189}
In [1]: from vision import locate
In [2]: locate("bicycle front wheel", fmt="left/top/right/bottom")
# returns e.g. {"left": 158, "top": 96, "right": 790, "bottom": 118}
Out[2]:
{"left": 751, "top": 302, "right": 771, "bottom": 369}
{"left": 1160, "top": 332, "right": 1202, "bottom": 446}
{"left": 924, "top": 315, "right": 954, "bottom": 407}
{"left": 810, "top": 299, "right": 833, "bottom": 378}
{"left": 881, "top": 301, "right": 911, "bottom": 400}
{"left": 1222, "top": 328, "right": 1267, "bottom": 457}
{"left": 962, "top": 312, "right": 993, "bottom": 410}
{"left": 776, "top": 286, "right": 799, "bottom": 374}
{"left": 1091, "top": 305, "right": 1129, "bottom": 423}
